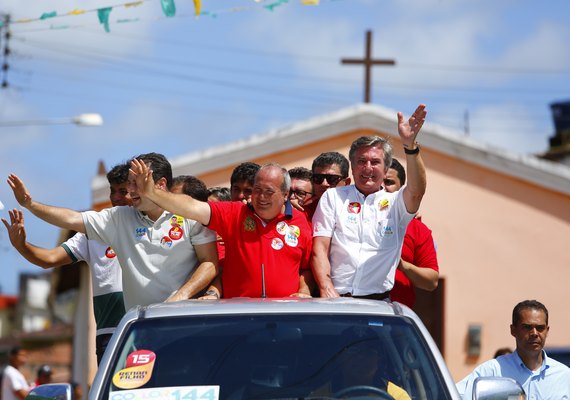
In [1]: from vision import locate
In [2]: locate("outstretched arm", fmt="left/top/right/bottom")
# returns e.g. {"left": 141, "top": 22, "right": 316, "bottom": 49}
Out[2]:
{"left": 7, "top": 174, "right": 85, "bottom": 232}
{"left": 2, "top": 209, "right": 73, "bottom": 269}
{"left": 130, "top": 159, "right": 212, "bottom": 225}
{"left": 397, "top": 104, "right": 427, "bottom": 214}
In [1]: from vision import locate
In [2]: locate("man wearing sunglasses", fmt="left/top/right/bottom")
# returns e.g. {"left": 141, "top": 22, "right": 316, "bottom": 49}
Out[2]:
{"left": 456, "top": 300, "right": 570, "bottom": 398}
{"left": 312, "top": 104, "right": 427, "bottom": 300}
{"left": 299, "top": 152, "right": 351, "bottom": 220}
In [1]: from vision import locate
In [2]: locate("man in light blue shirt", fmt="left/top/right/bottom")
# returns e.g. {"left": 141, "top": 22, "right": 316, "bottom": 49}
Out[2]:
{"left": 456, "top": 300, "right": 570, "bottom": 399}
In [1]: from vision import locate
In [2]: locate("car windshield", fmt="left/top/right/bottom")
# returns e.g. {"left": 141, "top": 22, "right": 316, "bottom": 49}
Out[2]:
{"left": 103, "top": 314, "right": 452, "bottom": 400}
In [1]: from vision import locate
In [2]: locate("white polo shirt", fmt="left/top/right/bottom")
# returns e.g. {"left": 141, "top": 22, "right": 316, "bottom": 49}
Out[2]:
{"left": 312, "top": 185, "right": 414, "bottom": 295}
{"left": 61, "top": 232, "right": 125, "bottom": 336}
{"left": 83, "top": 206, "right": 216, "bottom": 310}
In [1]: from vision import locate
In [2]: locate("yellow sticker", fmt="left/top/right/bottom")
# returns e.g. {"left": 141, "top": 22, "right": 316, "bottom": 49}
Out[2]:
{"left": 112, "top": 350, "right": 156, "bottom": 389}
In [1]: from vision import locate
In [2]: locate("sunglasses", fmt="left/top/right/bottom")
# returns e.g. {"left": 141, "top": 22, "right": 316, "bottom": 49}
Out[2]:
{"left": 312, "top": 173, "right": 345, "bottom": 185}
{"left": 290, "top": 189, "right": 313, "bottom": 200}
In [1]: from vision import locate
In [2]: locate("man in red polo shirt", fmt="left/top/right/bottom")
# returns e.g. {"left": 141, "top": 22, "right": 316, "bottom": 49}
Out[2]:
{"left": 131, "top": 161, "right": 313, "bottom": 298}
{"left": 383, "top": 158, "right": 439, "bottom": 307}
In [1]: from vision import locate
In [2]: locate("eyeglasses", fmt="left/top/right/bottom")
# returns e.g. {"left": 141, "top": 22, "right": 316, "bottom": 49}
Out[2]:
{"left": 312, "top": 173, "right": 345, "bottom": 185}
{"left": 290, "top": 189, "right": 313, "bottom": 200}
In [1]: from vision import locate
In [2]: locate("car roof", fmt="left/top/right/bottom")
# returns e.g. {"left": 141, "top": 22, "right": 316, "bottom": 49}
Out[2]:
{"left": 126, "top": 298, "right": 413, "bottom": 321}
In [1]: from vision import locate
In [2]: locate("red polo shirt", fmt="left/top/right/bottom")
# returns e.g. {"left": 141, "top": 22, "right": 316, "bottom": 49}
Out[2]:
{"left": 208, "top": 201, "right": 312, "bottom": 298}
{"left": 390, "top": 218, "right": 439, "bottom": 307}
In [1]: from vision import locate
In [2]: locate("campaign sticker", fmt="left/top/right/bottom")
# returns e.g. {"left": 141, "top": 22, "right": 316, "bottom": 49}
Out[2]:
{"left": 109, "top": 386, "right": 220, "bottom": 400}
{"left": 105, "top": 247, "right": 117, "bottom": 259}
{"left": 276, "top": 221, "right": 288, "bottom": 235}
{"left": 288, "top": 225, "right": 300, "bottom": 238}
{"left": 170, "top": 215, "right": 184, "bottom": 226}
{"left": 169, "top": 225, "right": 184, "bottom": 240}
{"left": 378, "top": 199, "right": 390, "bottom": 211}
{"left": 112, "top": 350, "right": 156, "bottom": 390}
{"left": 160, "top": 236, "right": 173, "bottom": 249}
{"left": 243, "top": 216, "right": 256, "bottom": 232}
{"left": 271, "top": 237, "right": 284, "bottom": 250}
{"left": 284, "top": 232, "right": 298, "bottom": 247}
{"left": 347, "top": 202, "right": 361, "bottom": 214}
{"left": 135, "top": 227, "right": 147, "bottom": 240}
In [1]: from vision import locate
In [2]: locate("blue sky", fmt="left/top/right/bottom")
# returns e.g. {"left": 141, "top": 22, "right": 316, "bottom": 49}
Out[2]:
{"left": 1, "top": 0, "right": 569, "bottom": 295}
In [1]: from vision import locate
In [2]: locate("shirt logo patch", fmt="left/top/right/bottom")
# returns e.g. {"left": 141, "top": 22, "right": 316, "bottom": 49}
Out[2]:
{"left": 160, "top": 236, "right": 173, "bottom": 249}
{"left": 105, "top": 247, "right": 116, "bottom": 259}
{"left": 271, "top": 237, "right": 284, "bottom": 250}
{"left": 169, "top": 226, "right": 183, "bottom": 241}
{"left": 276, "top": 221, "right": 288, "bottom": 235}
{"left": 381, "top": 225, "right": 394, "bottom": 236}
{"left": 135, "top": 227, "right": 147, "bottom": 240}
{"left": 347, "top": 215, "right": 358, "bottom": 224}
{"left": 244, "top": 216, "right": 256, "bottom": 232}
{"left": 284, "top": 232, "right": 298, "bottom": 247}
{"left": 348, "top": 202, "right": 361, "bottom": 214}
{"left": 379, "top": 199, "right": 390, "bottom": 211}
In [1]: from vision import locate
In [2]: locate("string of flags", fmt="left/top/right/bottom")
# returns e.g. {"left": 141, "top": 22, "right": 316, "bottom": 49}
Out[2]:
{"left": 5, "top": 0, "right": 324, "bottom": 33}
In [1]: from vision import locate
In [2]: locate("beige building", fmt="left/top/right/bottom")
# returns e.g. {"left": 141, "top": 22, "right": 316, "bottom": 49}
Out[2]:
{"left": 91, "top": 103, "right": 570, "bottom": 380}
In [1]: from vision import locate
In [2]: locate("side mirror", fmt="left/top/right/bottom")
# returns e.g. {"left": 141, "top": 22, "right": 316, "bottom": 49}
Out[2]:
{"left": 473, "top": 376, "right": 525, "bottom": 399}
{"left": 26, "top": 383, "right": 72, "bottom": 400}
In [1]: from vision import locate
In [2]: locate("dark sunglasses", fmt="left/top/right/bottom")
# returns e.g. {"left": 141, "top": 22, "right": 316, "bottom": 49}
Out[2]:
{"left": 290, "top": 189, "right": 313, "bottom": 199}
{"left": 312, "top": 173, "right": 345, "bottom": 185}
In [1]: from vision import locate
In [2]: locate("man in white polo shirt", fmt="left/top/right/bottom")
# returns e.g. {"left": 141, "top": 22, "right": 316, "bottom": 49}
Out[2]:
{"left": 7, "top": 152, "right": 218, "bottom": 310}
{"left": 311, "top": 105, "right": 427, "bottom": 299}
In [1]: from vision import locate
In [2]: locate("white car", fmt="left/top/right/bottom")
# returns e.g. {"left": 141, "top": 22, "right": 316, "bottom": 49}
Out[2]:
{"left": 28, "top": 298, "right": 524, "bottom": 399}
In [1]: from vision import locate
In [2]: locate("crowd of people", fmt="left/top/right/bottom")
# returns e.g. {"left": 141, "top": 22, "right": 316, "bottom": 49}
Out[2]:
{"left": 2, "top": 103, "right": 569, "bottom": 398}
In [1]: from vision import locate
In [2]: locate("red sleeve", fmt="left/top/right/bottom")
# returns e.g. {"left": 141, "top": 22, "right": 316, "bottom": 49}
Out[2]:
{"left": 411, "top": 219, "right": 439, "bottom": 272}
{"left": 207, "top": 201, "right": 243, "bottom": 239}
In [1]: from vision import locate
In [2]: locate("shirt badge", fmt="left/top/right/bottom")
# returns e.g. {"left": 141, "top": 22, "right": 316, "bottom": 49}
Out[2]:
{"left": 170, "top": 215, "right": 184, "bottom": 226}
{"left": 276, "top": 221, "right": 288, "bottom": 235}
{"left": 379, "top": 199, "right": 390, "bottom": 211}
{"left": 381, "top": 225, "right": 394, "bottom": 236}
{"left": 347, "top": 215, "right": 358, "bottom": 224}
{"left": 271, "top": 238, "right": 284, "bottom": 250}
{"left": 288, "top": 225, "right": 300, "bottom": 238}
{"left": 348, "top": 202, "right": 361, "bottom": 214}
{"left": 135, "top": 227, "right": 147, "bottom": 240}
{"left": 105, "top": 247, "right": 117, "bottom": 259}
{"left": 244, "top": 216, "right": 256, "bottom": 232}
{"left": 169, "top": 225, "right": 183, "bottom": 240}
{"left": 160, "top": 236, "right": 173, "bottom": 249}
{"left": 284, "top": 232, "right": 298, "bottom": 247}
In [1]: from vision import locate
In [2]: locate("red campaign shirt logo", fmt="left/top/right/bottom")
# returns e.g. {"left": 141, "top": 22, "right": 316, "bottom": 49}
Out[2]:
{"left": 105, "top": 247, "right": 117, "bottom": 259}
{"left": 125, "top": 350, "right": 156, "bottom": 368}
{"left": 169, "top": 226, "right": 183, "bottom": 240}
{"left": 348, "top": 202, "right": 362, "bottom": 214}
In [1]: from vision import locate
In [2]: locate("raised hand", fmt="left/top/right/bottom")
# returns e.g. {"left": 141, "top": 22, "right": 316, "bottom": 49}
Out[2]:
{"left": 7, "top": 174, "right": 33, "bottom": 208}
{"left": 1, "top": 208, "right": 27, "bottom": 249}
{"left": 397, "top": 104, "right": 427, "bottom": 148}
{"left": 129, "top": 159, "right": 155, "bottom": 199}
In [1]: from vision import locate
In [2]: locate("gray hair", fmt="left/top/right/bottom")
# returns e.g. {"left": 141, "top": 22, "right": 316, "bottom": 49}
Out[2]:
{"left": 256, "top": 163, "right": 291, "bottom": 195}
{"left": 349, "top": 136, "right": 392, "bottom": 172}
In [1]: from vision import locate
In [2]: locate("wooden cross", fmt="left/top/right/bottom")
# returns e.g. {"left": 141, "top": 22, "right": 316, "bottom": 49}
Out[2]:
{"left": 341, "top": 30, "right": 395, "bottom": 103}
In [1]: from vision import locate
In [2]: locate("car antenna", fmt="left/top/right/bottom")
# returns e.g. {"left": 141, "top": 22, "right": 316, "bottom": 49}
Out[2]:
{"left": 261, "top": 263, "right": 266, "bottom": 298}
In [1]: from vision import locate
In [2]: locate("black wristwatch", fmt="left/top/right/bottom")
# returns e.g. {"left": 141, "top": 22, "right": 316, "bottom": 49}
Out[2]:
{"left": 404, "top": 144, "right": 420, "bottom": 155}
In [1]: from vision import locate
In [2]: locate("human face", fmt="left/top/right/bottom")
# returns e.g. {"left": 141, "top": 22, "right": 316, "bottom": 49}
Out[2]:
{"left": 127, "top": 172, "right": 163, "bottom": 215}
{"left": 231, "top": 180, "right": 253, "bottom": 203}
{"left": 311, "top": 164, "right": 349, "bottom": 200}
{"left": 110, "top": 182, "right": 131, "bottom": 207}
{"left": 342, "top": 343, "right": 379, "bottom": 383}
{"left": 351, "top": 146, "right": 387, "bottom": 196}
{"left": 11, "top": 350, "right": 27, "bottom": 368}
{"left": 251, "top": 168, "right": 287, "bottom": 222}
{"left": 510, "top": 308, "right": 549, "bottom": 356}
{"left": 289, "top": 178, "right": 313, "bottom": 206}
{"left": 383, "top": 168, "right": 402, "bottom": 193}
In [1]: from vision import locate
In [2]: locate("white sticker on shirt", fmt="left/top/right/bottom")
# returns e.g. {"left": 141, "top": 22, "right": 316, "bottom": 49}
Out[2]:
{"left": 271, "top": 237, "right": 284, "bottom": 250}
